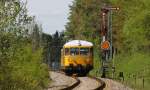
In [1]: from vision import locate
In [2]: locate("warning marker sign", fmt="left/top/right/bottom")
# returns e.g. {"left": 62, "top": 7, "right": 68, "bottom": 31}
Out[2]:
{"left": 101, "top": 41, "right": 110, "bottom": 50}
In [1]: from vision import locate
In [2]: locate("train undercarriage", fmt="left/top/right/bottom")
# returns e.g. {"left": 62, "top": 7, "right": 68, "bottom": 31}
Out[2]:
{"left": 62, "top": 64, "right": 93, "bottom": 76}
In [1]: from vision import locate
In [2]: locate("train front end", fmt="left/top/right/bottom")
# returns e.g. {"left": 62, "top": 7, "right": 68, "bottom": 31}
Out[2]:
{"left": 61, "top": 40, "right": 93, "bottom": 75}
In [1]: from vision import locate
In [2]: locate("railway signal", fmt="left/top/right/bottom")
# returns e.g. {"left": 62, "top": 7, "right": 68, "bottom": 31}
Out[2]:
{"left": 100, "top": 5, "right": 119, "bottom": 78}
{"left": 101, "top": 41, "right": 110, "bottom": 50}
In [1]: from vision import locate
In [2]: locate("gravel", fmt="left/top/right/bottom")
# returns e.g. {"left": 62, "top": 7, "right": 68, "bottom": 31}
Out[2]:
{"left": 73, "top": 77, "right": 101, "bottom": 90}
{"left": 101, "top": 78, "right": 133, "bottom": 90}
{"left": 48, "top": 71, "right": 133, "bottom": 90}
{"left": 48, "top": 71, "right": 77, "bottom": 90}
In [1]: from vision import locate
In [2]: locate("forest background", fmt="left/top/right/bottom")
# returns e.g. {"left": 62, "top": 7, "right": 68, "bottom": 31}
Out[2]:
{"left": 0, "top": 0, "right": 150, "bottom": 90}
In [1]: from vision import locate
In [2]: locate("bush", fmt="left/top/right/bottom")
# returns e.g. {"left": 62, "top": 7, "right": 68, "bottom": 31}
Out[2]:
{"left": 0, "top": 44, "right": 49, "bottom": 90}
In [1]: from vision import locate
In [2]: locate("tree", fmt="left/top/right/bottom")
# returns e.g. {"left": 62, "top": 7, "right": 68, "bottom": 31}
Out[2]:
{"left": 65, "top": 0, "right": 102, "bottom": 41}
{"left": 110, "top": 0, "right": 150, "bottom": 53}
{"left": 0, "top": 1, "right": 49, "bottom": 90}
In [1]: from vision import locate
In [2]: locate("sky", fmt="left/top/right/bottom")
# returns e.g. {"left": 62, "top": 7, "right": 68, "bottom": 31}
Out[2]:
{"left": 26, "top": 0, "right": 73, "bottom": 34}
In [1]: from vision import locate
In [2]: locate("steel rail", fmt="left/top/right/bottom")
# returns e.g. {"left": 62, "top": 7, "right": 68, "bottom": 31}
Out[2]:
{"left": 49, "top": 70, "right": 105, "bottom": 90}
{"left": 87, "top": 76, "right": 106, "bottom": 90}
{"left": 49, "top": 70, "right": 80, "bottom": 90}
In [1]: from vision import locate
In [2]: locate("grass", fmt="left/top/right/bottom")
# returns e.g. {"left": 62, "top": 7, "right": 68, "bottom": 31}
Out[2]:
{"left": 90, "top": 51, "right": 150, "bottom": 90}
{"left": 114, "top": 53, "right": 150, "bottom": 90}
{"left": 89, "top": 47, "right": 150, "bottom": 90}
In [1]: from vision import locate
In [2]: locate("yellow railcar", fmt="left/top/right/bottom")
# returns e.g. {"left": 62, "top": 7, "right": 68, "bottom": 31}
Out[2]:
{"left": 61, "top": 40, "right": 93, "bottom": 75}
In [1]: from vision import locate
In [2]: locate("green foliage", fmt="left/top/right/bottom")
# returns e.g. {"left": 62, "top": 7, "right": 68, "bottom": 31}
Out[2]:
{"left": 8, "top": 45, "right": 49, "bottom": 90}
{"left": 0, "top": 25, "right": 49, "bottom": 90}
{"left": 109, "top": 0, "right": 150, "bottom": 89}
{"left": 89, "top": 48, "right": 101, "bottom": 76}
{"left": 65, "top": 0, "right": 102, "bottom": 40}
{"left": 0, "top": 0, "right": 49, "bottom": 90}
{"left": 114, "top": 53, "right": 150, "bottom": 90}
{"left": 115, "top": 53, "right": 150, "bottom": 75}
{"left": 109, "top": 0, "right": 150, "bottom": 53}
{"left": 0, "top": 1, "right": 20, "bottom": 28}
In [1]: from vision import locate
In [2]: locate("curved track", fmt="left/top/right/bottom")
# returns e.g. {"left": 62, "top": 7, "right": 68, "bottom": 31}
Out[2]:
{"left": 48, "top": 71, "right": 105, "bottom": 90}
{"left": 72, "top": 76, "right": 105, "bottom": 90}
{"left": 48, "top": 71, "right": 80, "bottom": 90}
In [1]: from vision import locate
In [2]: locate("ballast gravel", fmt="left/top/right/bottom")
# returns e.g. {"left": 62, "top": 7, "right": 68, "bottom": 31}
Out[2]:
{"left": 73, "top": 77, "right": 101, "bottom": 90}
{"left": 48, "top": 71, "right": 77, "bottom": 90}
{"left": 101, "top": 78, "right": 133, "bottom": 90}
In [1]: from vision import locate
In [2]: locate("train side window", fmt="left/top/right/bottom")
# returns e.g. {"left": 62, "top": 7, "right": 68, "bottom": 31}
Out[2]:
{"left": 65, "top": 48, "right": 70, "bottom": 55}
{"left": 80, "top": 48, "right": 89, "bottom": 55}
{"left": 70, "top": 48, "right": 79, "bottom": 55}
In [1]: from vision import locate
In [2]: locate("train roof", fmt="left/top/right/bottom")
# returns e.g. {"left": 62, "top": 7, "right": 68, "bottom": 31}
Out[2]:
{"left": 64, "top": 40, "right": 93, "bottom": 47}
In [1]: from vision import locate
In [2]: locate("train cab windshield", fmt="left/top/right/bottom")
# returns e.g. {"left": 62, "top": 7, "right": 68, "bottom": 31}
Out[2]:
{"left": 70, "top": 48, "right": 79, "bottom": 55}
{"left": 80, "top": 48, "right": 89, "bottom": 55}
{"left": 65, "top": 47, "right": 93, "bottom": 56}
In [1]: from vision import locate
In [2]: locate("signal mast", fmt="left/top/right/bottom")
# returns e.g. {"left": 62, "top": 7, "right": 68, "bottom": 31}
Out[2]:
{"left": 100, "top": 5, "right": 119, "bottom": 78}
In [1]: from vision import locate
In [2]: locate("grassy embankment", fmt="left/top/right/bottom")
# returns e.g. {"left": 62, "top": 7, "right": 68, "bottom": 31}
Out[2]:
{"left": 114, "top": 53, "right": 150, "bottom": 90}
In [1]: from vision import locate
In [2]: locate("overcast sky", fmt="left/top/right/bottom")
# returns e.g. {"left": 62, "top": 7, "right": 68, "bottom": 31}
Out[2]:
{"left": 26, "top": 0, "right": 73, "bottom": 34}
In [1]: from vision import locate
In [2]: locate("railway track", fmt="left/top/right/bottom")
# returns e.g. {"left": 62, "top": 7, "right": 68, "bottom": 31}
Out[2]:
{"left": 48, "top": 71, "right": 105, "bottom": 90}
{"left": 48, "top": 71, "right": 80, "bottom": 90}
{"left": 72, "top": 76, "right": 105, "bottom": 90}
